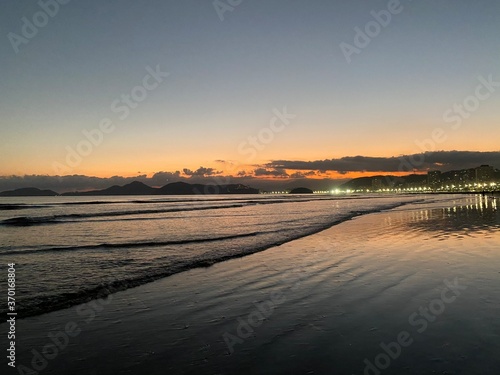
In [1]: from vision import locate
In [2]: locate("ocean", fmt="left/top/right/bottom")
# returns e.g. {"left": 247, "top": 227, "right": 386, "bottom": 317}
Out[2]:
{"left": 0, "top": 194, "right": 441, "bottom": 318}
{"left": 4, "top": 194, "right": 500, "bottom": 375}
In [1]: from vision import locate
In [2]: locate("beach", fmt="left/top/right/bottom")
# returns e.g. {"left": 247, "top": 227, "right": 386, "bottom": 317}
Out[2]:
{"left": 3, "top": 1, "right": 499, "bottom": 373}
{"left": 6, "top": 194, "right": 500, "bottom": 375}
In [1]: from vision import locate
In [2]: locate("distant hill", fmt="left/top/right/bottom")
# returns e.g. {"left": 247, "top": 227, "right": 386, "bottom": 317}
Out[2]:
{"left": 63, "top": 181, "right": 157, "bottom": 196}
{"left": 157, "top": 182, "right": 259, "bottom": 195}
{"left": 341, "top": 174, "right": 427, "bottom": 190}
{"left": 0, "top": 187, "right": 58, "bottom": 197}
{"left": 62, "top": 181, "right": 259, "bottom": 196}
{"left": 341, "top": 166, "right": 500, "bottom": 190}
{"left": 341, "top": 176, "right": 383, "bottom": 190}
{"left": 289, "top": 187, "right": 313, "bottom": 194}
{"left": 157, "top": 182, "right": 207, "bottom": 195}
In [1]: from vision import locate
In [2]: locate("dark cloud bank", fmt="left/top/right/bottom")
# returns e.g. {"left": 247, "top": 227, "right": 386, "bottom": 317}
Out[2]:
{"left": 267, "top": 151, "right": 500, "bottom": 173}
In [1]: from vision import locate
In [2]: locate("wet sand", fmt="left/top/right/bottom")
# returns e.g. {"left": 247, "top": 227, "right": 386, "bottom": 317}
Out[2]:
{"left": 8, "top": 195, "right": 500, "bottom": 375}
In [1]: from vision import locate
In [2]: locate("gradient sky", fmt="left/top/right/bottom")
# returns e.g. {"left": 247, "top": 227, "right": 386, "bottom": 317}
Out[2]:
{"left": 1, "top": 0, "right": 499, "bottom": 180}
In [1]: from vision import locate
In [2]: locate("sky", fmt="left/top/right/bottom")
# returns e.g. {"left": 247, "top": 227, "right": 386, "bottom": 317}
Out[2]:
{"left": 1, "top": 0, "right": 499, "bottom": 190}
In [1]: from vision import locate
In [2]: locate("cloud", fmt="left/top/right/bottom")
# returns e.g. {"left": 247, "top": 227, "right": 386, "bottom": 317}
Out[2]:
{"left": 253, "top": 168, "right": 289, "bottom": 177}
{"left": 267, "top": 151, "right": 500, "bottom": 172}
{"left": 182, "top": 167, "right": 221, "bottom": 177}
{"left": 289, "top": 171, "right": 317, "bottom": 178}
{"left": 148, "top": 171, "right": 181, "bottom": 186}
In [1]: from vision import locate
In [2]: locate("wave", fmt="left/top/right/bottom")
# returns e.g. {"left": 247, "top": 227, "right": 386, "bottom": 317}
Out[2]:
{"left": 0, "top": 196, "right": 329, "bottom": 210}
{"left": 0, "top": 216, "right": 59, "bottom": 226}
{"left": 60, "top": 197, "right": 292, "bottom": 205}
{"left": 0, "top": 231, "right": 268, "bottom": 256}
{"left": 0, "top": 203, "right": 45, "bottom": 210}
{"left": 0, "top": 194, "right": 380, "bottom": 211}
{"left": 3, "top": 199, "right": 422, "bottom": 318}
{"left": 0, "top": 203, "right": 252, "bottom": 226}
{"left": 0, "top": 196, "right": 372, "bottom": 227}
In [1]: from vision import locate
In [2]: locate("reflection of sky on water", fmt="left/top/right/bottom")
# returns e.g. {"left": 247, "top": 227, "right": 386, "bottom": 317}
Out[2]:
{"left": 388, "top": 196, "right": 499, "bottom": 234}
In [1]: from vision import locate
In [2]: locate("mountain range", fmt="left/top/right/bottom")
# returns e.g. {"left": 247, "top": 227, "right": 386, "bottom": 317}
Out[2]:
{"left": 2, "top": 166, "right": 498, "bottom": 196}
{"left": 0, "top": 182, "right": 260, "bottom": 196}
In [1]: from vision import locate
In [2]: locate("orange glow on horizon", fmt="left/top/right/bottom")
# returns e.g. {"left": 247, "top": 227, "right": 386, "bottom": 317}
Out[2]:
{"left": 39, "top": 168, "right": 427, "bottom": 181}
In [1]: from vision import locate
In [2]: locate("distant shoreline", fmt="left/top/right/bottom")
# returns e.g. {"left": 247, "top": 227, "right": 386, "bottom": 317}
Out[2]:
{"left": 1, "top": 191, "right": 498, "bottom": 197}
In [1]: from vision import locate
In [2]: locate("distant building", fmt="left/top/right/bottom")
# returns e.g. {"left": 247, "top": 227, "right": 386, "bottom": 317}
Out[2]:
{"left": 427, "top": 171, "right": 441, "bottom": 187}
{"left": 475, "top": 165, "right": 494, "bottom": 182}
{"left": 460, "top": 168, "right": 476, "bottom": 182}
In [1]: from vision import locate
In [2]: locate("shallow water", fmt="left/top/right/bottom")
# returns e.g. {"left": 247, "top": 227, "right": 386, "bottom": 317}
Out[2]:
{"left": 7, "top": 194, "right": 500, "bottom": 375}
{"left": 0, "top": 194, "right": 427, "bottom": 317}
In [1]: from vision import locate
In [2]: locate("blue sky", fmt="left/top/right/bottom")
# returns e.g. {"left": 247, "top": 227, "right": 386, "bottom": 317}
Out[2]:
{"left": 1, "top": 0, "right": 499, "bottom": 182}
